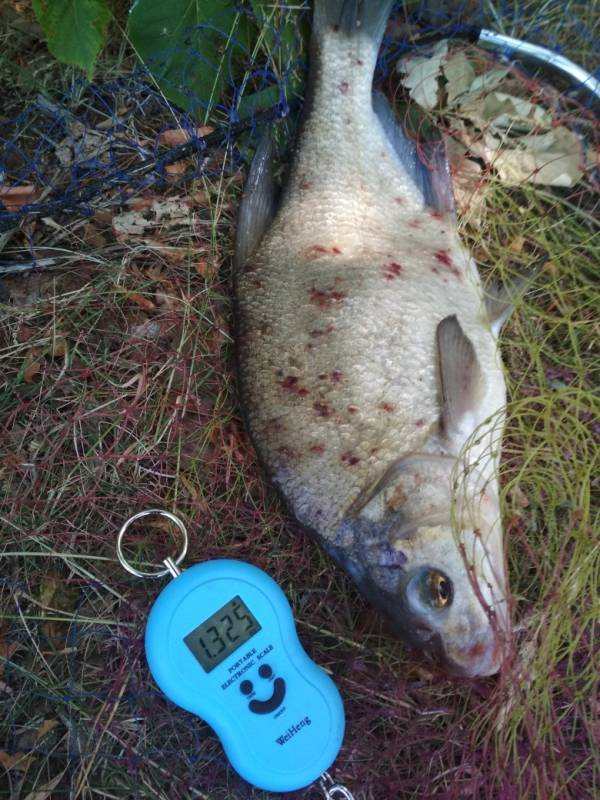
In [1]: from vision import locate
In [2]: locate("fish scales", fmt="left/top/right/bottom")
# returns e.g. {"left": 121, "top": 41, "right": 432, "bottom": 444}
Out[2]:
{"left": 235, "top": 0, "right": 510, "bottom": 677}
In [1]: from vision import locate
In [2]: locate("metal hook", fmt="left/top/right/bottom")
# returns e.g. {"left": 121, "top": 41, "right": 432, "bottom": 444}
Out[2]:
{"left": 116, "top": 509, "right": 188, "bottom": 579}
{"left": 318, "top": 772, "right": 356, "bottom": 800}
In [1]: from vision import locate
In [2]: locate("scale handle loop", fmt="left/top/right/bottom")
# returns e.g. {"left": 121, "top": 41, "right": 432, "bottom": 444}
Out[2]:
{"left": 319, "top": 772, "right": 356, "bottom": 800}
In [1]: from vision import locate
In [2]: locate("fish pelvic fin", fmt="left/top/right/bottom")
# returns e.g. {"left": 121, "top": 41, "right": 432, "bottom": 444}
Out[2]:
{"left": 313, "top": 0, "right": 394, "bottom": 42}
{"left": 436, "top": 315, "right": 487, "bottom": 448}
{"left": 234, "top": 131, "right": 278, "bottom": 273}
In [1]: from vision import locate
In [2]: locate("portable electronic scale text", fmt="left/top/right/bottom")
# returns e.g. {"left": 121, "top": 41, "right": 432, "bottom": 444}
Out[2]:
{"left": 117, "top": 510, "right": 351, "bottom": 797}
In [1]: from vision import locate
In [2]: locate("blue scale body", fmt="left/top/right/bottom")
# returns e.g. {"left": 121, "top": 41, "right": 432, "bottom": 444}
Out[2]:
{"left": 145, "top": 559, "right": 345, "bottom": 792}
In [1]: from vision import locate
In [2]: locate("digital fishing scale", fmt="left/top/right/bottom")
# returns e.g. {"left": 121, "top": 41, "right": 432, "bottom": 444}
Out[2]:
{"left": 117, "top": 509, "right": 352, "bottom": 797}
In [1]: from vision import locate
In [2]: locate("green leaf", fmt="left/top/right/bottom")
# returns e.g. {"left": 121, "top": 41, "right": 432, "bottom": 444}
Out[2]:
{"left": 128, "top": 0, "right": 239, "bottom": 120}
{"left": 32, "top": 0, "right": 111, "bottom": 79}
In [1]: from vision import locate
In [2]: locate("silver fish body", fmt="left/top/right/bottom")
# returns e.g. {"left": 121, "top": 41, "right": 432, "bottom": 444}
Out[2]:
{"left": 235, "top": 0, "right": 510, "bottom": 676}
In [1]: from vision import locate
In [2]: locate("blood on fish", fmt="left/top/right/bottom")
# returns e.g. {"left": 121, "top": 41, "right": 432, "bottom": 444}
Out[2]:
{"left": 409, "top": 219, "right": 421, "bottom": 229}
{"left": 339, "top": 80, "right": 349, "bottom": 94}
{"left": 309, "top": 443, "right": 326, "bottom": 454}
{"left": 278, "top": 375, "right": 309, "bottom": 397}
{"left": 341, "top": 451, "right": 360, "bottom": 466}
{"left": 379, "top": 402, "right": 396, "bottom": 412}
{"left": 299, "top": 180, "right": 312, "bottom": 190}
{"left": 318, "top": 372, "right": 328, "bottom": 380}
{"left": 356, "top": 58, "right": 364, "bottom": 66}
{"left": 394, "top": 197, "right": 404, "bottom": 205}
{"left": 306, "top": 244, "right": 342, "bottom": 260}
{"left": 252, "top": 278, "right": 263, "bottom": 288}
{"left": 433, "top": 249, "right": 462, "bottom": 278}
{"left": 331, "top": 370, "right": 343, "bottom": 383}
{"left": 347, "top": 404, "right": 359, "bottom": 414}
{"left": 382, "top": 261, "right": 402, "bottom": 280}
{"left": 415, "top": 418, "right": 425, "bottom": 427}
{"left": 309, "top": 287, "right": 347, "bottom": 308}
{"left": 468, "top": 641, "right": 486, "bottom": 659}
{"left": 309, "top": 324, "right": 335, "bottom": 337}
{"left": 430, "top": 210, "right": 443, "bottom": 220}
{"left": 332, "top": 246, "right": 342, "bottom": 255}
{"left": 313, "top": 401, "right": 334, "bottom": 417}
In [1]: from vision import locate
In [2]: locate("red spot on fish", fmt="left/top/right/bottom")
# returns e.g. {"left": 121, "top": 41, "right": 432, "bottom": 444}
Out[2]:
{"left": 415, "top": 418, "right": 425, "bottom": 427}
{"left": 370, "top": 447, "right": 380, "bottom": 455}
{"left": 430, "top": 210, "right": 443, "bottom": 220}
{"left": 300, "top": 180, "right": 312, "bottom": 190}
{"left": 339, "top": 80, "right": 349, "bottom": 94}
{"left": 306, "top": 245, "right": 342, "bottom": 260}
{"left": 309, "top": 443, "right": 326, "bottom": 455}
{"left": 347, "top": 404, "right": 359, "bottom": 414}
{"left": 382, "top": 261, "right": 402, "bottom": 280}
{"left": 313, "top": 401, "right": 334, "bottom": 418}
{"left": 379, "top": 402, "right": 396, "bottom": 412}
{"left": 309, "top": 324, "right": 335, "bottom": 337}
{"left": 252, "top": 278, "right": 263, "bottom": 288}
{"left": 318, "top": 372, "right": 328, "bottom": 380}
{"left": 356, "top": 58, "right": 364, "bottom": 66}
{"left": 309, "top": 287, "right": 346, "bottom": 308}
{"left": 278, "top": 375, "right": 309, "bottom": 397}
{"left": 394, "top": 197, "right": 404, "bottom": 205}
{"left": 434, "top": 250, "right": 462, "bottom": 278}
{"left": 409, "top": 219, "right": 421, "bottom": 229}
{"left": 341, "top": 451, "right": 360, "bottom": 466}
{"left": 331, "top": 370, "right": 343, "bottom": 383}
{"left": 468, "top": 641, "right": 486, "bottom": 659}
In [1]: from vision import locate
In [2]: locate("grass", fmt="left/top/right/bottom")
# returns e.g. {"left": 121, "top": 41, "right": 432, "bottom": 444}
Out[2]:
{"left": 1, "top": 2, "right": 599, "bottom": 798}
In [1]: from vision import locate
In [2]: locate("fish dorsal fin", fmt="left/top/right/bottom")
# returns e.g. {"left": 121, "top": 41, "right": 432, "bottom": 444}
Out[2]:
{"left": 233, "top": 132, "right": 277, "bottom": 273}
{"left": 436, "top": 315, "right": 486, "bottom": 447}
{"left": 372, "top": 91, "right": 455, "bottom": 214}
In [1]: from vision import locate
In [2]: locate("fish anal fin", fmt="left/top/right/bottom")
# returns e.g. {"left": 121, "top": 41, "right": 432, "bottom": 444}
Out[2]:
{"left": 372, "top": 91, "right": 455, "bottom": 215}
{"left": 436, "top": 315, "right": 486, "bottom": 446}
{"left": 234, "top": 131, "right": 277, "bottom": 273}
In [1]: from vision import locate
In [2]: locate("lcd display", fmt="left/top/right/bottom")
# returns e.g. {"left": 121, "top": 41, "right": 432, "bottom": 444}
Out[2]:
{"left": 183, "top": 596, "right": 261, "bottom": 673}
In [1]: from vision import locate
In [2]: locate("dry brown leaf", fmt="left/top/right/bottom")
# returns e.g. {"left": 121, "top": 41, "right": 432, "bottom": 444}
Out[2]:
{"left": 23, "top": 361, "right": 42, "bottom": 384}
{"left": 165, "top": 161, "right": 188, "bottom": 179}
{"left": 23, "top": 770, "right": 65, "bottom": 800}
{"left": 0, "top": 184, "right": 40, "bottom": 212}
{"left": 158, "top": 126, "right": 214, "bottom": 147}
{"left": 0, "top": 750, "right": 33, "bottom": 770}
{"left": 126, "top": 292, "right": 156, "bottom": 312}
{"left": 0, "top": 641, "right": 20, "bottom": 678}
{"left": 34, "top": 719, "right": 59, "bottom": 743}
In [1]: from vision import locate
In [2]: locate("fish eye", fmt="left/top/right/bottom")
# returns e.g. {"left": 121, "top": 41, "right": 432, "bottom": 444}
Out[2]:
{"left": 427, "top": 570, "right": 453, "bottom": 608}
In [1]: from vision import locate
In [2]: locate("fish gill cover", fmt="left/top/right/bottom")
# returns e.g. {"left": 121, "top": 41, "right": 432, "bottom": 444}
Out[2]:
{"left": 0, "top": 1, "right": 598, "bottom": 799}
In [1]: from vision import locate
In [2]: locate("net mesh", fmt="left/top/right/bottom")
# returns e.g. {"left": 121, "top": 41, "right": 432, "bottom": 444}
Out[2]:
{"left": 1, "top": 2, "right": 598, "bottom": 799}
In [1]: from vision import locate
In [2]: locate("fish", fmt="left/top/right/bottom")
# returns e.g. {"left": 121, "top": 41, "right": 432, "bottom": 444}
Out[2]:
{"left": 233, "top": 0, "right": 512, "bottom": 677}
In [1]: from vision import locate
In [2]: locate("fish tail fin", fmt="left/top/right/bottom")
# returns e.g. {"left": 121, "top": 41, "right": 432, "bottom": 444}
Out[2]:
{"left": 312, "top": 0, "right": 394, "bottom": 46}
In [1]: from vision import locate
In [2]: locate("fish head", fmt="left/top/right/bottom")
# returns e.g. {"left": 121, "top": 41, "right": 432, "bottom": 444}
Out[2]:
{"left": 339, "top": 456, "right": 510, "bottom": 677}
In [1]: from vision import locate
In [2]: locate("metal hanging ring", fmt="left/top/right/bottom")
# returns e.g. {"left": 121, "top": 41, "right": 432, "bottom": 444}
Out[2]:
{"left": 116, "top": 509, "right": 188, "bottom": 579}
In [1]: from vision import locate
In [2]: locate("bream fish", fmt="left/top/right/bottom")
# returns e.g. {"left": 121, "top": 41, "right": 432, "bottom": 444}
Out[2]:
{"left": 234, "top": 0, "right": 512, "bottom": 677}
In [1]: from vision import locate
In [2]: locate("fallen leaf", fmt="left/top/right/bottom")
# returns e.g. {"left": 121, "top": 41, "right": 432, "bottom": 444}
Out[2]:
{"left": 397, "top": 40, "right": 448, "bottom": 110}
{"left": 23, "top": 361, "right": 42, "bottom": 384}
{"left": 23, "top": 770, "right": 65, "bottom": 800}
{"left": 126, "top": 292, "right": 156, "bottom": 312}
{"left": 0, "top": 750, "right": 33, "bottom": 770}
{"left": 158, "top": 125, "right": 214, "bottom": 147}
{"left": 443, "top": 50, "right": 476, "bottom": 105}
{"left": 165, "top": 160, "right": 188, "bottom": 179}
{"left": 0, "top": 184, "right": 40, "bottom": 212}
{"left": 34, "top": 719, "right": 59, "bottom": 743}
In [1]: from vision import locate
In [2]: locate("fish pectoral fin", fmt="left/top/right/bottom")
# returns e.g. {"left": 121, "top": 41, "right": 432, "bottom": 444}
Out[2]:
{"left": 483, "top": 264, "right": 541, "bottom": 336}
{"left": 233, "top": 131, "right": 278, "bottom": 273}
{"left": 372, "top": 91, "right": 455, "bottom": 215}
{"left": 436, "top": 315, "right": 486, "bottom": 446}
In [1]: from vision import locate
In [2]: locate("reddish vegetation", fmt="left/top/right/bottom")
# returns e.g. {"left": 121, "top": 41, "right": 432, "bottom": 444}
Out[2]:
{"left": 382, "top": 261, "right": 402, "bottom": 280}
{"left": 379, "top": 402, "right": 396, "bottom": 412}
{"left": 339, "top": 80, "right": 349, "bottom": 94}
{"left": 309, "top": 287, "right": 347, "bottom": 308}
{"left": 341, "top": 450, "right": 360, "bottom": 466}
{"left": 278, "top": 375, "right": 309, "bottom": 397}
{"left": 313, "top": 401, "right": 334, "bottom": 417}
